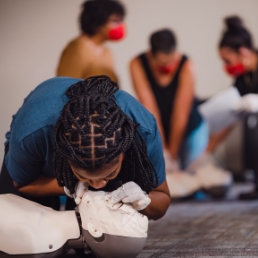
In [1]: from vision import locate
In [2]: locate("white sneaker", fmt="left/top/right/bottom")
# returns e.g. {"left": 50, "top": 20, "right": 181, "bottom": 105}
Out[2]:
{"left": 195, "top": 163, "right": 232, "bottom": 190}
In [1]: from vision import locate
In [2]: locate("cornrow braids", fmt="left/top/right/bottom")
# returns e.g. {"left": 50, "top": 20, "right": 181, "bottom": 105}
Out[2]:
{"left": 53, "top": 75, "right": 158, "bottom": 194}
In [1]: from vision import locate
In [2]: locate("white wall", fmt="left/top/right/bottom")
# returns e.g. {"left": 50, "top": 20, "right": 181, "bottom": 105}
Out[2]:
{"left": 0, "top": 0, "right": 258, "bottom": 162}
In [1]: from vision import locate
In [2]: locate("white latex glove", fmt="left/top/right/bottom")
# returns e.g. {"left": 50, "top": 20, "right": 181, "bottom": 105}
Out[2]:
{"left": 64, "top": 181, "right": 89, "bottom": 205}
{"left": 232, "top": 94, "right": 258, "bottom": 113}
{"left": 106, "top": 181, "right": 151, "bottom": 211}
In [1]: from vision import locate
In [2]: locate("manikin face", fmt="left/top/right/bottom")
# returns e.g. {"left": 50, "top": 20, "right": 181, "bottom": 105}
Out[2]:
{"left": 78, "top": 190, "right": 148, "bottom": 238}
{"left": 70, "top": 154, "right": 124, "bottom": 189}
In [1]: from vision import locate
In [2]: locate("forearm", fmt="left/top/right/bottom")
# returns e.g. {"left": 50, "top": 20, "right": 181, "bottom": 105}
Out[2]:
{"left": 15, "top": 175, "right": 64, "bottom": 197}
{"left": 130, "top": 58, "right": 167, "bottom": 149}
{"left": 140, "top": 189, "right": 170, "bottom": 220}
{"left": 168, "top": 117, "right": 188, "bottom": 158}
{"left": 153, "top": 116, "right": 167, "bottom": 150}
{"left": 206, "top": 126, "right": 233, "bottom": 152}
{"left": 168, "top": 59, "right": 195, "bottom": 158}
{"left": 138, "top": 98, "right": 167, "bottom": 149}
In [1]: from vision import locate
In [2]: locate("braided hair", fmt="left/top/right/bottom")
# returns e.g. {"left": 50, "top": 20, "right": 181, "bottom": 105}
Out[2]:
{"left": 54, "top": 75, "right": 158, "bottom": 194}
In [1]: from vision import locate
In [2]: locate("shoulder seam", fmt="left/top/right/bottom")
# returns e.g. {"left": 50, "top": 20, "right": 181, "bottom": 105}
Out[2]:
{"left": 19, "top": 125, "right": 53, "bottom": 144}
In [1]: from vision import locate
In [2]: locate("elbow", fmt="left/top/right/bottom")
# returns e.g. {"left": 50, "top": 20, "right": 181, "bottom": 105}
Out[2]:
{"left": 13, "top": 181, "right": 25, "bottom": 194}
{"left": 13, "top": 181, "right": 25, "bottom": 193}
{"left": 13, "top": 181, "right": 20, "bottom": 189}
{"left": 148, "top": 195, "right": 171, "bottom": 221}
{"left": 155, "top": 200, "right": 170, "bottom": 221}
{"left": 150, "top": 211, "right": 167, "bottom": 221}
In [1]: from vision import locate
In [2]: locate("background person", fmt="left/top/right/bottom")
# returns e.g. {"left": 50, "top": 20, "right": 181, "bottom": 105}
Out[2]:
{"left": 130, "top": 29, "right": 208, "bottom": 170}
{"left": 216, "top": 16, "right": 258, "bottom": 199}
{"left": 194, "top": 15, "right": 258, "bottom": 199}
{"left": 130, "top": 29, "right": 233, "bottom": 199}
{"left": 56, "top": 0, "right": 126, "bottom": 82}
{"left": 0, "top": 76, "right": 170, "bottom": 219}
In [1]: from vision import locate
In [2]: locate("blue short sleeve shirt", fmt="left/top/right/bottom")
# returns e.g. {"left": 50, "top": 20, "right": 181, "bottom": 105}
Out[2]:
{"left": 5, "top": 77, "right": 165, "bottom": 187}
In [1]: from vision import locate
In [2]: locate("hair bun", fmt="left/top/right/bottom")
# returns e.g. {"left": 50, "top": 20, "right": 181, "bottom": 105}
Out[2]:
{"left": 225, "top": 16, "right": 244, "bottom": 31}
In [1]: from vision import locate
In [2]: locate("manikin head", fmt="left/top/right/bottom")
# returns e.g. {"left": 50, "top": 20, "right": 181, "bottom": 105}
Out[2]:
{"left": 54, "top": 76, "right": 157, "bottom": 195}
{"left": 80, "top": 0, "right": 126, "bottom": 41}
{"left": 150, "top": 28, "right": 178, "bottom": 74}
{"left": 78, "top": 190, "right": 148, "bottom": 258}
{"left": 219, "top": 16, "right": 255, "bottom": 77}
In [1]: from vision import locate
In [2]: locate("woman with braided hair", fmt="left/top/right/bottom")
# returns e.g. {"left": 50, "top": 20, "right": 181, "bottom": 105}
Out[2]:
{"left": 1, "top": 76, "right": 170, "bottom": 220}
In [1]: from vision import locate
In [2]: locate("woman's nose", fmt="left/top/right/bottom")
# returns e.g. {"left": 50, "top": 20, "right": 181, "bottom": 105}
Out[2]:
{"left": 89, "top": 179, "right": 107, "bottom": 189}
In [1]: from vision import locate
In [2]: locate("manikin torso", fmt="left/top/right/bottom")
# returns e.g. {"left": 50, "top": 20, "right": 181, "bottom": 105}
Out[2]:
{"left": 0, "top": 194, "right": 80, "bottom": 255}
{"left": 0, "top": 191, "right": 148, "bottom": 258}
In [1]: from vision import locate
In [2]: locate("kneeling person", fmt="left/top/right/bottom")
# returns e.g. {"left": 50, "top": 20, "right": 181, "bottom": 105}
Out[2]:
{"left": 1, "top": 76, "right": 170, "bottom": 220}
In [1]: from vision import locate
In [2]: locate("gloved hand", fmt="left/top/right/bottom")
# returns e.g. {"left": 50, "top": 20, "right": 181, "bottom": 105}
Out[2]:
{"left": 106, "top": 181, "right": 151, "bottom": 211}
{"left": 163, "top": 150, "right": 179, "bottom": 172}
{"left": 232, "top": 94, "right": 258, "bottom": 113}
{"left": 64, "top": 181, "right": 89, "bottom": 205}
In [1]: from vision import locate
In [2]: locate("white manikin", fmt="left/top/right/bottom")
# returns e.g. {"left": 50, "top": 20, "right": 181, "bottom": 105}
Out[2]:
{"left": 79, "top": 190, "right": 148, "bottom": 239}
{"left": 0, "top": 191, "right": 148, "bottom": 258}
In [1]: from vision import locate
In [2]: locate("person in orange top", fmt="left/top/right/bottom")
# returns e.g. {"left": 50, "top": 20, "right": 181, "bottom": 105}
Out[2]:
{"left": 56, "top": 0, "right": 126, "bottom": 82}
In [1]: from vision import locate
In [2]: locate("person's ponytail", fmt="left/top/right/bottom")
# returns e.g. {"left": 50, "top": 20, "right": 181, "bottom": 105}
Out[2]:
{"left": 219, "top": 15, "right": 254, "bottom": 51}
{"left": 225, "top": 16, "right": 244, "bottom": 32}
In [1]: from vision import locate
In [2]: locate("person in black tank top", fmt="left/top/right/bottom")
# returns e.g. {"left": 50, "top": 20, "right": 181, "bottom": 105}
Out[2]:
{"left": 138, "top": 53, "right": 201, "bottom": 143}
{"left": 130, "top": 29, "right": 207, "bottom": 170}
{"left": 218, "top": 16, "right": 258, "bottom": 199}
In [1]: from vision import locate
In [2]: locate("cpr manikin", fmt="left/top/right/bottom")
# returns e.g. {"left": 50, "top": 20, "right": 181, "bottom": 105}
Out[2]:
{"left": 0, "top": 191, "right": 148, "bottom": 258}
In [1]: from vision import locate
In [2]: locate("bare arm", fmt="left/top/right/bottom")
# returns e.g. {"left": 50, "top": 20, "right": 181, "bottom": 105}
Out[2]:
{"left": 130, "top": 57, "right": 167, "bottom": 149}
{"left": 14, "top": 175, "right": 64, "bottom": 197}
{"left": 206, "top": 126, "right": 234, "bottom": 152}
{"left": 168, "top": 60, "right": 195, "bottom": 159}
{"left": 141, "top": 180, "right": 170, "bottom": 220}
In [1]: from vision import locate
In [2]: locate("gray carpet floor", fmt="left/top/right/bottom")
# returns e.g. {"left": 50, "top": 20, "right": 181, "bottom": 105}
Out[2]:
{"left": 138, "top": 183, "right": 258, "bottom": 258}
{"left": 66, "top": 183, "right": 258, "bottom": 258}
